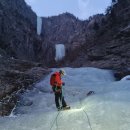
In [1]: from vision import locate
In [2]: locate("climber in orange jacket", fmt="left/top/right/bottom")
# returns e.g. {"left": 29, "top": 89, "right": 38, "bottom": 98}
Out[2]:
{"left": 50, "top": 70, "right": 70, "bottom": 110}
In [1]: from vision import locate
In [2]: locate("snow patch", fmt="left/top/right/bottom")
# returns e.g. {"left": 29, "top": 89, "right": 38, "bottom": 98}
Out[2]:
{"left": 121, "top": 75, "right": 130, "bottom": 81}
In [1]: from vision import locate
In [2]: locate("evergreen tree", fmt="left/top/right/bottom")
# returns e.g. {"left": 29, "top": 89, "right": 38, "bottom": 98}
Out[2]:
{"left": 118, "top": 0, "right": 129, "bottom": 8}
{"left": 93, "top": 22, "right": 99, "bottom": 30}
{"left": 112, "top": 0, "right": 117, "bottom": 3}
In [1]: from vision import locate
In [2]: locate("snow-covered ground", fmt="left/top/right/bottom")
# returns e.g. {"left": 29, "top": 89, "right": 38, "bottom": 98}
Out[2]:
{"left": 0, "top": 67, "right": 130, "bottom": 130}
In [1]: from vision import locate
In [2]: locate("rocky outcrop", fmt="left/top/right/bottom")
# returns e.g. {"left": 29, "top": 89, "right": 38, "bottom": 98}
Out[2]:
{"left": 1, "top": 0, "right": 130, "bottom": 71}
{"left": 35, "top": 0, "right": 130, "bottom": 75}
{"left": 62, "top": 0, "right": 130, "bottom": 74}
{"left": 0, "top": 56, "right": 50, "bottom": 116}
{"left": 0, "top": 0, "right": 53, "bottom": 116}
{"left": 0, "top": 0, "right": 44, "bottom": 62}
{"left": 40, "top": 13, "right": 105, "bottom": 65}
{"left": 42, "top": 13, "right": 85, "bottom": 45}
{"left": 40, "top": 13, "right": 86, "bottom": 63}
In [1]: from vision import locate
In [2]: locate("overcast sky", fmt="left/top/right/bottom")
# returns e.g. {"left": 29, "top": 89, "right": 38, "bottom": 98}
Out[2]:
{"left": 25, "top": 0, "right": 112, "bottom": 20}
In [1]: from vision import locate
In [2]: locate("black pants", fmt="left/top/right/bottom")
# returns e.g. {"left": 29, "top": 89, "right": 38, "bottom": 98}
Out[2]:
{"left": 55, "top": 92, "right": 67, "bottom": 108}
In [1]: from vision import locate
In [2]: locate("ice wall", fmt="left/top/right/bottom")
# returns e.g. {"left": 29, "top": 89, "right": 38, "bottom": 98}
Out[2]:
{"left": 55, "top": 44, "right": 65, "bottom": 61}
{"left": 37, "top": 16, "right": 42, "bottom": 35}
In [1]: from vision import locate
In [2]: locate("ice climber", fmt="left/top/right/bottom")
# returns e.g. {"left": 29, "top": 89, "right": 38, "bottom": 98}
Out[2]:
{"left": 50, "top": 69, "right": 70, "bottom": 110}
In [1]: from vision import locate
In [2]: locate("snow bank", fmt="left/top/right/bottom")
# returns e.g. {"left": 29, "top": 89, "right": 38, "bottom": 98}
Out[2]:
{"left": 121, "top": 75, "right": 130, "bottom": 81}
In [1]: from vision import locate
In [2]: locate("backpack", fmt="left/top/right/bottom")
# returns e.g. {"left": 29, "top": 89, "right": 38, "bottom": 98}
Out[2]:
{"left": 50, "top": 74, "right": 56, "bottom": 86}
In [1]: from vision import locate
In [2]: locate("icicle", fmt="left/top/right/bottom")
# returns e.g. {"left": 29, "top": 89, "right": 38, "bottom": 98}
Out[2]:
{"left": 55, "top": 44, "right": 65, "bottom": 61}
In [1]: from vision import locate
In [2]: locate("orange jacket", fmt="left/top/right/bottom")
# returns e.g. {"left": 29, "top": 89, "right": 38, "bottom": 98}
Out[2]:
{"left": 50, "top": 72, "right": 63, "bottom": 88}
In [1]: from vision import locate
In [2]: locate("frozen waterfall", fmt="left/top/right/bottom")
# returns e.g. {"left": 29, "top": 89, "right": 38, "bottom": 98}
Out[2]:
{"left": 37, "top": 16, "right": 42, "bottom": 35}
{"left": 1, "top": 67, "right": 130, "bottom": 130}
{"left": 55, "top": 44, "right": 65, "bottom": 61}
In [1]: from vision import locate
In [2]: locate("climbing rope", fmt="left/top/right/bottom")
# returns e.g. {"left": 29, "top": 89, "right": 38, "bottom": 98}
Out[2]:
{"left": 50, "top": 111, "right": 60, "bottom": 130}
{"left": 79, "top": 98, "right": 93, "bottom": 130}
{"left": 82, "top": 108, "right": 93, "bottom": 130}
{"left": 50, "top": 86, "right": 63, "bottom": 130}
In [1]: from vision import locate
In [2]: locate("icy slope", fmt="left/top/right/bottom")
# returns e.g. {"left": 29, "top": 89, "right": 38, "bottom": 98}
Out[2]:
{"left": 0, "top": 67, "right": 130, "bottom": 130}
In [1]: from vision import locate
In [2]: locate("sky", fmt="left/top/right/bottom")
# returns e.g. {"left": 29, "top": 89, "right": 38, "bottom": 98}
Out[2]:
{"left": 25, "top": 0, "right": 112, "bottom": 20}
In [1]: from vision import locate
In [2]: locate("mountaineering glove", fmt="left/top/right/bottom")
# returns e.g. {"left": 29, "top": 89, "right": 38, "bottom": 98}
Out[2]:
{"left": 62, "top": 82, "right": 65, "bottom": 86}
{"left": 53, "top": 86, "right": 62, "bottom": 93}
